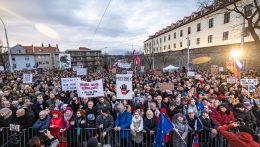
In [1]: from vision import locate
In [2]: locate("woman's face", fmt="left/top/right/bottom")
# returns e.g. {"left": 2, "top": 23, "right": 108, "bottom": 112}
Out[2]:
{"left": 190, "top": 100, "right": 196, "bottom": 106}
{"left": 76, "top": 112, "right": 81, "bottom": 117}
{"left": 177, "top": 116, "right": 183, "bottom": 122}
{"left": 52, "top": 113, "right": 58, "bottom": 118}
{"left": 220, "top": 106, "right": 227, "bottom": 112}
{"left": 146, "top": 113, "right": 153, "bottom": 119}
{"left": 134, "top": 112, "right": 139, "bottom": 119}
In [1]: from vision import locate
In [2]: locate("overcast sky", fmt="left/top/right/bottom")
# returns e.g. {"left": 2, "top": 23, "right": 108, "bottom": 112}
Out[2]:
{"left": 0, "top": 0, "right": 198, "bottom": 55}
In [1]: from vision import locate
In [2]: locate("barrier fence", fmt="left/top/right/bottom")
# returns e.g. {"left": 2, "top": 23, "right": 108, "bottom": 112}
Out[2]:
{"left": 0, "top": 124, "right": 259, "bottom": 147}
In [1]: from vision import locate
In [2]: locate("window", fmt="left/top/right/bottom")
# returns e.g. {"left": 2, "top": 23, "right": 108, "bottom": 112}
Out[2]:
{"left": 153, "top": 41, "right": 155, "bottom": 45}
{"left": 156, "top": 48, "right": 158, "bottom": 52}
{"left": 164, "top": 36, "right": 166, "bottom": 42}
{"left": 164, "top": 46, "right": 166, "bottom": 50}
{"left": 244, "top": 27, "right": 250, "bottom": 37}
{"left": 197, "top": 23, "right": 201, "bottom": 32}
{"left": 46, "top": 61, "right": 49, "bottom": 64}
{"left": 160, "top": 38, "right": 162, "bottom": 43}
{"left": 223, "top": 31, "right": 229, "bottom": 40}
{"left": 180, "top": 42, "right": 183, "bottom": 47}
{"left": 168, "top": 45, "right": 171, "bottom": 49}
{"left": 224, "top": 12, "right": 230, "bottom": 24}
{"left": 157, "top": 39, "right": 158, "bottom": 44}
{"left": 180, "top": 30, "right": 183, "bottom": 37}
{"left": 174, "top": 43, "right": 176, "bottom": 48}
{"left": 209, "top": 18, "right": 214, "bottom": 28}
{"left": 160, "top": 47, "right": 162, "bottom": 51}
{"left": 17, "top": 50, "right": 21, "bottom": 54}
{"left": 196, "top": 38, "right": 200, "bottom": 45}
{"left": 188, "top": 27, "right": 191, "bottom": 35}
{"left": 13, "top": 64, "right": 16, "bottom": 68}
{"left": 25, "top": 57, "right": 30, "bottom": 60}
{"left": 12, "top": 57, "right": 15, "bottom": 61}
{"left": 245, "top": 4, "right": 253, "bottom": 17}
{"left": 208, "top": 35, "right": 213, "bottom": 43}
{"left": 168, "top": 34, "right": 171, "bottom": 40}
{"left": 26, "top": 63, "right": 30, "bottom": 67}
{"left": 174, "top": 32, "right": 176, "bottom": 39}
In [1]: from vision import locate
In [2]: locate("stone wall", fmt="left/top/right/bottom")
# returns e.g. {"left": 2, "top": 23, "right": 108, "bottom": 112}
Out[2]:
{"left": 140, "top": 42, "right": 260, "bottom": 71}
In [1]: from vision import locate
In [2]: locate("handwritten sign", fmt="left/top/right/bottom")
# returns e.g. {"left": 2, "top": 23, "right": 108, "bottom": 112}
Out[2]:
{"left": 116, "top": 74, "right": 133, "bottom": 99}
{"left": 77, "top": 79, "right": 104, "bottom": 98}
{"left": 61, "top": 78, "right": 80, "bottom": 91}
{"left": 23, "top": 74, "right": 33, "bottom": 83}
{"left": 240, "top": 79, "right": 258, "bottom": 85}
{"left": 158, "top": 83, "right": 174, "bottom": 91}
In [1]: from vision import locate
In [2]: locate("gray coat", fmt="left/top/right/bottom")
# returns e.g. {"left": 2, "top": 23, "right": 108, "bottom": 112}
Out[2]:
{"left": 172, "top": 122, "right": 189, "bottom": 147}
{"left": 96, "top": 114, "right": 114, "bottom": 132}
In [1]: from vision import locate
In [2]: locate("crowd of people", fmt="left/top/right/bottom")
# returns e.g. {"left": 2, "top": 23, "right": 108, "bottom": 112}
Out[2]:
{"left": 0, "top": 69, "right": 259, "bottom": 147}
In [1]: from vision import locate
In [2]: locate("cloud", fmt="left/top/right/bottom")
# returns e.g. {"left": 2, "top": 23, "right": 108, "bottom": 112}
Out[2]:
{"left": 0, "top": 0, "right": 198, "bottom": 54}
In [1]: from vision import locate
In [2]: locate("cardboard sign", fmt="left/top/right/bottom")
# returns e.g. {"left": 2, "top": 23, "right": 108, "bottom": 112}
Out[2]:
{"left": 187, "top": 71, "right": 195, "bottom": 77}
{"left": 219, "top": 67, "right": 224, "bottom": 72}
{"left": 211, "top": 65, "right": 218, "bottom": 74}
{"left": 77, "top": 79, "right": 104, "bottom": 98}
{"left": 154, "top": 70, "right": 161, "bottom": 75}
{"left": 227, "top": 77, "right": 237, "bottom": 84}
{"left": 140, "top": 66, "right": 145, "bottom": 73}
{"left": 116, "top": 74, "right": 133, "bottom": 99}
{"left": 158, "top": 83, "right": 174, "bottom": 91}
{"left": 77, "top": 68, "right": 87, "bottom": 76}
{"left": 240, "top": 79, "right": 258, "bottom": 85}
{"left": 61, "top": 78, "right": 80, "bottom": 91}
{"left": 23, "top": 74, "right": 33, "bottom": 83}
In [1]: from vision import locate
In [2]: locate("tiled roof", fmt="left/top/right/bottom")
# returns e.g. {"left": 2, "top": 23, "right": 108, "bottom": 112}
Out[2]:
{"left": 22, "top": 45, "right": 59, "bottom": 54}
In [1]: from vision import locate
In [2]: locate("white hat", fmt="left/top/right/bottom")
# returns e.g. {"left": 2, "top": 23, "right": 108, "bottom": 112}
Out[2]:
{"left": 188, "top": 108, "right": 194, "bottom": 113}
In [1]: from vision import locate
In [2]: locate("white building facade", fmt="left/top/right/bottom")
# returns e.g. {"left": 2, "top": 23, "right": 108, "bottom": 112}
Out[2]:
{"left": 144, "top": 0, "right": 259, "bottom": 54}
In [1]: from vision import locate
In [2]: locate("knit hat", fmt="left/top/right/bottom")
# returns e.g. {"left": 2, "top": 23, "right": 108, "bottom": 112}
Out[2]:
{"left": 65, "top": 107, "right": 73, "bottom": 112}
{"left": 35, "top": 92, "right": 42, "bottom": 98}
{"left": 0, "top": 108, "right": 12, "bottom": 120}
{"left": 243, "top": 102, "right": 252, "bottom": 107}
{"left": 51, "top": 110, "right": 63, "bottom": 116}
{"left": 169, "top": 102, "right": 177, "bottom": 107}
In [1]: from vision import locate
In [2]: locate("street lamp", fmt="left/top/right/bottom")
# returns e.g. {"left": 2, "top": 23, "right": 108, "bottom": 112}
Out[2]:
{"left": 230, "top": 48, "right": 242, "bottom": 74}
{"left": 0, "top": 17, "right": 13, "bottom": 73}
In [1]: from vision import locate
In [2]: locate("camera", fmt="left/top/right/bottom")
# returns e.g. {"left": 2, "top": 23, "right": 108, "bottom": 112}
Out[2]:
{"left": 9, "top": 124, "right": 20, "bottom": 132}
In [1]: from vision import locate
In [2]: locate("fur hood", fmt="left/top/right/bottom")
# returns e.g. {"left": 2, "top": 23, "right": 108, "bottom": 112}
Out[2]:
{"left": 0, "top": 108, "right": 12, "bottom": 120}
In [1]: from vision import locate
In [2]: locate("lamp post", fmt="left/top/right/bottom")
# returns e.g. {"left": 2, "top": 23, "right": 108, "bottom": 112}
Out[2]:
{"left": 186, "top": 36, "right": 190, "bottom": 72}
{"left": 230, "top": 48, "right": 242, "bottom": 75}
{"left": 0, "top": 17, "right": 13, "bottom": 73}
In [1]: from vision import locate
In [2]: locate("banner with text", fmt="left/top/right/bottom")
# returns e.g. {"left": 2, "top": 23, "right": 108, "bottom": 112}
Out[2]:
{"left": 23, "top": 74, "right": 33, "bottom": 83}
{"left": 77, "top": 79, "right": 104, "bottom": 98}
{"left": 61, "top": 78, "right": 80, "bottom": 91}
{"left": 116, "top": 74, "right": 133, "bottom": 99}
{"left": 77, "top": 68, "right": 87, "bottom": 76}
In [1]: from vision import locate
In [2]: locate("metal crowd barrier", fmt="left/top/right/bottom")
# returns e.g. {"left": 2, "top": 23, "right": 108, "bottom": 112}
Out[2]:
{"left": 0, "top": 125, "right": 259, "bottom": 147}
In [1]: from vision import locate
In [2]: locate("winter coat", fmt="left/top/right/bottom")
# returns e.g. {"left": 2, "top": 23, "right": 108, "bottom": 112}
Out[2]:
{"left": 199, "top": 115, "right": 218, "bottom": 142}
{"left": 211, "top": 111, "right": 235, "bottom": 126}
{"left": 172, "top": 121, "right": 189, "bottom": 147}
{"left": 62, "top": 116, "right": 74, "bottom": 131}
{"left": 15, "top": 108, "right": 34, "bottom": 129}
{"left": 0, "top": 110, "right": 13, "bottom": 127}
{"left": 143, "top": 117, "right": 157, "bottom": 133}
{"left": 183, "top": 104, "right": 200, "bottom": 116}
{"left": 85, "top": 108, "right": 97, "bottom": 128}
{"left": 32, "top": 115, "right": 51, "bottom": 131}
{"left": 186, "top": 115, "right": 203, "bottom": 132}
{"left": 50, "top": 110, "right": 64, "bottom": 129}
{"left": 96, "top": 114, "right": 114, "bottom": 132}
{"left": 218, "top": 124, "right": 260, "bottom": 147}
{"left": 96, "top": 102, "right": 111, "bottom": 114}
{"left": 130, "top": 116, "right": 143, "bottom": 143}
{"left": 35, "top": 102, "right": 49, "bottom": 116}
{"left": 115, "top": 110, "right": 132, "bottom": 138}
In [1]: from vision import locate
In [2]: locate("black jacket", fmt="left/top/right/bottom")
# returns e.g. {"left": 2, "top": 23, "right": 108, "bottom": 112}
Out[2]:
{"left": 199, "top": 115, "right": 218, "bottom": 132}
{"left": 15, "top": 109, "right": 34, "bottom": 129}
{"left": 143, "top": 117, "right": 157, "bottom": 133}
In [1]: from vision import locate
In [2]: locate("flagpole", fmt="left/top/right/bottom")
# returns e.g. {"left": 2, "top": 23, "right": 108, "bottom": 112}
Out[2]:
{"left": 172, "top": 129, "right": 187, "bottom": 145}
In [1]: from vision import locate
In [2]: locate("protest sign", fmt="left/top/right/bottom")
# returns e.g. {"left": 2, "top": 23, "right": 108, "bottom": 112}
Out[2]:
{"left": 227, "top": 77, "right": 237, "bottom": 84}
{"left": 77, "top": 68, "right": 87, "bottom": 76}
{"left": 219, "top": 67, "right": 224, "bottom": 72}
{"left": 73, "top": 66, "right": 81, "bottom": 71}
{"left": 154, "top": 70, "right": 161, "bottom": 75}
{"left": 211, "top": 65, "right": 218, "bottom": 74}
{"left": 158, "top": 83, "right": 174, "bottom": 91}
{"left": 240, "top": 79, "right": 258, "bottom": 85}
{"left": 117, "top": 62, "right": 131, "bottom": 69}
{"left": 187, "top": 71, "right": 195, "bottom": 77}
{"left": 61, "top": 78, "right": 80, "bottom": 91}
{"left": 140, "top": 66, "right": 145, "bottom": 73}
{"left": 23, "top": 74, "right": 33, "bottom": 83}
{"left": 127, "top": 71, "right": 133, "bottom": 74}
{"left": 77, "top": 79, "right": 104, "bottom": 98}
{"left": 59, "top": 54, "right": 71, "bottom": 69}
{"left": 116, "top": 74, "right": 133, "bottom": 99}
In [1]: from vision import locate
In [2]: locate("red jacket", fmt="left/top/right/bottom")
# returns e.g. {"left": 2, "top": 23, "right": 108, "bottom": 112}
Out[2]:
{"left": 211, "top": 110, "right": 235, "bottom": 126}
{"left": 218, "top": 125, "right": 260, "bottom": 147}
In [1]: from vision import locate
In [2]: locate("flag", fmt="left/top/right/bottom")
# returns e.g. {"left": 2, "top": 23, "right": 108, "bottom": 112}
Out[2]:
{"left": 192, "top": 135, "right": 199, "bottom": 147}
{"left": 154, "top": 113, "right": 174, "bottom": 147}
{"left": 226, "top": 60, "right": 240, "bottom": 76}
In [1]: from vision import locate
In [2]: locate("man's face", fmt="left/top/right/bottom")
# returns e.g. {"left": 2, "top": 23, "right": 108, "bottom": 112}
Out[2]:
{"left": 50, "top": 94, "right": 55, "bottom": 99}
{"left": 157, "top": 96, "right": 162, "bottom": 104}
{"left": 99, "top": 98, "right": 105, "bottom": 103}
{"left": 39, "top": 114, "right": 46, "bottom": 119}
{"left": 16, "top": 109, "right": 25, "bottom": 117}
{"left": 88, "top": 101, "right": 94, "bottom": 109}
{"left": 3, "top": 101, "right": 10, "bottom": 108}
{"left": 188, "top": 112, "right": 195, "bottom": 118}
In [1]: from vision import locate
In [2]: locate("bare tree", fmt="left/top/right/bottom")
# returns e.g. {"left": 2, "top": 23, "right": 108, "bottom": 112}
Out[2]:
{"left": 160, "top": 52, "right": 172, "bottom": 67}
{"left": 197, "top": 0, "right": 260, "bottom": 46}
{"left": 141, "top": 53, "right": 153, "bottom": 70}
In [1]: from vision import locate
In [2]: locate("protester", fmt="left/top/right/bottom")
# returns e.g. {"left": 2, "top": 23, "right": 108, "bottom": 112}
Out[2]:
{"left": 130, "top": 110, "right": 143, "bottom": 147}
{"left": 143, "top": 109, "right": 157, "bottom": 147}
{"left": 172, "top": 113, "right": 189, "bottom": 147}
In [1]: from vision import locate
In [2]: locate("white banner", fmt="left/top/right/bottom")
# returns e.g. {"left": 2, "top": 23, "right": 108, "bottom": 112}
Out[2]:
{"left": 127, "top": 71, "right": 133, "bottom": 74}
{"left": 23, "top": 74, "right": 33, "bottom": 83}
{"left": 73, "top": 66, "right": 81, "bottom": 71}
{"left": 59, "top": 54, "right": 71, "bottom": 69}
{"left": 116, "top": 74, "right": 133, "bottom": 99}
{"left": 240, "top": 79, "right": 258, "bottom": 85}
{"left": 187, "top": 71, "right": 195, "bottom": 77}
{"left": 61, "top": 78, "right": 80, "bottom": 91}
{"left": 118, "top": 62, "right": 131, "bottom": 69}
{"left": 140, "top": 66, "right": 145, "bottom": 73}
{"left": 77, "top": 68, "right": 87, "bottom": 76}
{"left": 77, "top": 79, "right": 104, "bottom": 98}
{"left": 227, "top": 77, "right": 237, "bottom": 84}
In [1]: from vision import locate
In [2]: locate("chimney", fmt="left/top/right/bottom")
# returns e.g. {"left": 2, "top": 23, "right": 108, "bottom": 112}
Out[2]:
{"left": 42, "top": 43, "right": 44, "bottom": 47}
{"left": 48, "top": 44, "right": 51, "bottom": 47}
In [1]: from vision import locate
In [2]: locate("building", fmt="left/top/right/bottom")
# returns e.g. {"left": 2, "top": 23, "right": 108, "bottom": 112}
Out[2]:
{"left": 65, "top": 47, "right": 103, "bottom": 72}
{"left": 10, "top": 44, "right": 60, "bottom": 70}
{"left": 144, "top": 0, "right": 259, "bottom": 55}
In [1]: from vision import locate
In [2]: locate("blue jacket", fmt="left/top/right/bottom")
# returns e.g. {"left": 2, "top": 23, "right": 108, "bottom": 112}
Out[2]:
{"left": 115, "top": 111, "right": 132, "bottom": 138}
{"left": 32, "top": 115, "right": 51, "bottom": 131}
